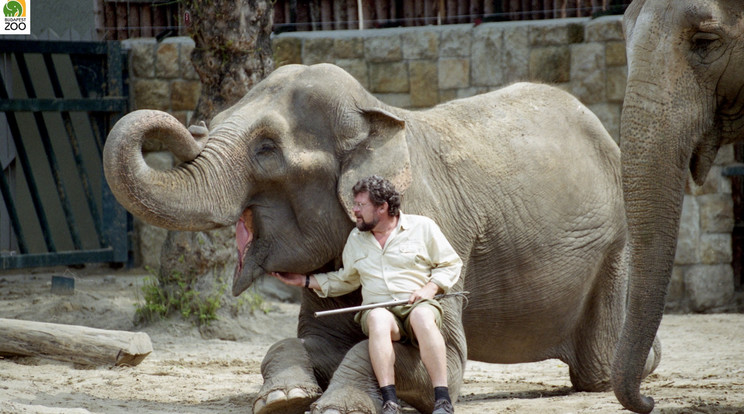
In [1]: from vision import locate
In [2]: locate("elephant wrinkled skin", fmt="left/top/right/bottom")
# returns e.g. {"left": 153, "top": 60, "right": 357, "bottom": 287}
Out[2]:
{"left": 104, "top": 64, "right": 660, "bottom": 413}
{"left": 616, "top": 1, "right": 744, "bottom": 413}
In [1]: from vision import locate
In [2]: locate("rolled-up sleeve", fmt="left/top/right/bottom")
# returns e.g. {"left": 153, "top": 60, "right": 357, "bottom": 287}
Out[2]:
{"left": 426, "top": 222, "right": 462, "bottom": 293}
{"left": 313, "top": 233, "right": 362, "bottom": 298}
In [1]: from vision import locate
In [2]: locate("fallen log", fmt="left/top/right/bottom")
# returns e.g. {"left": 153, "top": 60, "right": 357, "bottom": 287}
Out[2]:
{"left": 0, "top": 318, "right": 152, "bottom": 367}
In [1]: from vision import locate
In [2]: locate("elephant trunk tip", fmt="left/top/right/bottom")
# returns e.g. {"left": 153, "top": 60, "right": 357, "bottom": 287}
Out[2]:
{"left": 612, "top": 372, "right": 655, "bottom": 414}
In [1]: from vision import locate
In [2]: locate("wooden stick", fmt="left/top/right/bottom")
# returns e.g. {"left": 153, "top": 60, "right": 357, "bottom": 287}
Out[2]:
{"left": 0, "top": 318, "right": 153, "bottom": 367}
{"left": 314, "top": 291, "right": 469, "bottom": 318}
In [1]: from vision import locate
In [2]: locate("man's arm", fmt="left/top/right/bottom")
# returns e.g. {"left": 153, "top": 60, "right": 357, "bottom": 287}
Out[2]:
{"left": 271, "top": 272, "right": 320, "bottom": 290}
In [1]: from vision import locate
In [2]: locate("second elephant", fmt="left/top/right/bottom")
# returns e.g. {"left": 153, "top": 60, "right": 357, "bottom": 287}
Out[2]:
{"left": 103, "top": 64, "right": 661, "bottom": 413}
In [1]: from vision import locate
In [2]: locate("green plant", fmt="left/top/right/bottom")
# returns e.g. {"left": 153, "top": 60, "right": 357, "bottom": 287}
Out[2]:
{"left": 134, "top": 265, "right": 229, "bottom": 326}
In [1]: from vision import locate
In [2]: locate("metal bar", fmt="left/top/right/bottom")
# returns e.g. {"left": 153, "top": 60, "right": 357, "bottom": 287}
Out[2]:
{"left": 1, "top": 248, "right": 115, "bottom": 269}
{"left": 0, "top": 40, "right": 108, "bottom": 55}
{"left": 0, "top": 69, "right": 56, "bottom": 252}
{"left": 15, "top": 52, "right": 83, "bottom": 250}
{"left": 103, "top": 40, "right": 130, "bottom": 264}
{"left": 0, "top": 165, "right": 29, "bottom": 254}
{"left": 313, "top": 291, "right": 470, "bottom": 317}
{"left": 0, "top": 98, "right": 128, "bottom": 112}
{"left": 722, "top": 165, "right": 744, "bottom": 176}
{"left": 44, "top": 53, "right": 105, "bottom": 247}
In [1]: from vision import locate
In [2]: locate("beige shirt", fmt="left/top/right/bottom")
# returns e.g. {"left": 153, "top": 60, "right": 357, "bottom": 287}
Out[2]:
{"left": 314, "top": 213, "right": 462, "bottom": 304}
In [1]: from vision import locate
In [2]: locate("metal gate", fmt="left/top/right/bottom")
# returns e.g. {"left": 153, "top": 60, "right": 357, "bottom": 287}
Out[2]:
{"left": 0, "top": 39, "right": 130, "bottom": 269}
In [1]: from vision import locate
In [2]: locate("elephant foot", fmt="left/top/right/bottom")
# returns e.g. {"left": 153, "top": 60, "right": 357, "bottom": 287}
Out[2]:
{"left": 310, "top": 385, "right": 379, "bottom": 414}
{"left": 253, "top": 384, "right": 322, "bottom": 414}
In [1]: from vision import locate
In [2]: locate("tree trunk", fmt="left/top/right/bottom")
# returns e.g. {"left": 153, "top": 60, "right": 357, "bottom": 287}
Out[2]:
{"left": 150, "top": 0, "right": 274, "bottom": 337}
{"left": 0, "top": 318, "right": 152, "bottom": 366}
{"left": 186, "top": 0, "right": 274, "bottom": 123}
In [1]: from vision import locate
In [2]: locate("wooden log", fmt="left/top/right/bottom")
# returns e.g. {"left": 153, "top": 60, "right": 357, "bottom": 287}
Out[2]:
{"left": 0, "top": 318, "right": 153, "bottom": 367}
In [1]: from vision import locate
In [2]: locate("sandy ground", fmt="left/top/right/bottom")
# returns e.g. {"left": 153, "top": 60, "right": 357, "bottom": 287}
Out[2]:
{"left": 0, "top": 267, "right": 742, "bottom": 414}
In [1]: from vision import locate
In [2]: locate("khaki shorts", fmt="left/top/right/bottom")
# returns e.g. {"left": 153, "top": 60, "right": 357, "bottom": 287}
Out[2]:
{"left": 354, "top": 298, "right": 443, "bottom": 346}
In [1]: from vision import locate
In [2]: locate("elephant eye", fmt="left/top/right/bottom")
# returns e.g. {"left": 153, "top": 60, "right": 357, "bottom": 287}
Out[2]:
{"left": 255, "top": 139, "right": 277, "bottom": 156}
{"left": 690, "top": 32, "right": 722, "bottom": 58}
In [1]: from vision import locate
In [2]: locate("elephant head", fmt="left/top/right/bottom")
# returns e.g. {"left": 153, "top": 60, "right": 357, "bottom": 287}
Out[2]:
{"left": 615, "top": 1, "right": 744, "bottom": 412}
{"left": 103, "top": 64, "right": 412, "bottom": 296}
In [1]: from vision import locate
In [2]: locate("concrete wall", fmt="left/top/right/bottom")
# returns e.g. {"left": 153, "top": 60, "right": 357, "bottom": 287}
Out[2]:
{"left": 125, "top": 15, "right": 738, "bottom": 312}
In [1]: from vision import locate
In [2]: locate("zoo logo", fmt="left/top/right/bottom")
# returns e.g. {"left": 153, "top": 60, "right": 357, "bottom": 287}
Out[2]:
{"left": 2, "top": 0, "right": 30, "bottom": 35}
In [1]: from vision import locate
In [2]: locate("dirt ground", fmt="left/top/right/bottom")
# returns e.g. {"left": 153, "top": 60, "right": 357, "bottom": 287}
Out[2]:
{"left": 0, "top": 267, "right": 742, "bottom": 414}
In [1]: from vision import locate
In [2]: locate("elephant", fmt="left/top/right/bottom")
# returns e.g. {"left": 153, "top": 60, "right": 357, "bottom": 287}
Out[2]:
{"left": 103, "top": 63, "right": 660, "bottom": 413}
{"left": 614, "top": 1, "right": 744, "bottom": 413}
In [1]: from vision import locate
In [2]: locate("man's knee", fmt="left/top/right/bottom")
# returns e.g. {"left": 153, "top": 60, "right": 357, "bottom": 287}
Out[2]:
{"left": 366, "top": 308, "right": 396, "bottom": 334}
{"left": 409, "top": 305, "right": 438, "bottom": 331}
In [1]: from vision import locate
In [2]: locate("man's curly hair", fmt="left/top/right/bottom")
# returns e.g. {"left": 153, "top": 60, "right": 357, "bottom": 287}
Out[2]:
{"left": 352, "top": 175, "right": 401, "bottom": 217}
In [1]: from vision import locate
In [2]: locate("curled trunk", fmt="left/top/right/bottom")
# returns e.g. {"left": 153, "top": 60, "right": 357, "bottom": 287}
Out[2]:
{"left": 103, "top": 110, "right": 247, "bottom": 231}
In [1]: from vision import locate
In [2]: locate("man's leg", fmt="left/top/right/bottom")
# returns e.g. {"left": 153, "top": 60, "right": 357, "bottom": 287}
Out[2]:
{"left": 409, "top": 305, "right": 447, "bottom": 387}
{"left": 365, "top": 307, "right": 402, "bottom": 386}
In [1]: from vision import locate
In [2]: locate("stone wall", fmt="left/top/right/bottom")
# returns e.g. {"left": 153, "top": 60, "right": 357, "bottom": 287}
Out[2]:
{"left": 124, "top": 15, "right": 738, "bottom": 312}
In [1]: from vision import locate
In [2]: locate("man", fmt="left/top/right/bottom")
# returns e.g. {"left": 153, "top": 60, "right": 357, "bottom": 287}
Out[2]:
{"left": 272, "top": 175, "right": 461, "bottom": 414}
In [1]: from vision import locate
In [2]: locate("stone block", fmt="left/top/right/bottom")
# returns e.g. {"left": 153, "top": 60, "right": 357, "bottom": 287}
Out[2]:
{"left": 587, "top": 102, "right": 621, "bottom": 144}
{"left": 303, "top": 37, "right": 335, "bottom": 65}
{"left": 606, "top": 65, "right": 627, "bottom": 103}
{"left": 156, "top": 42, "right": 180, "bottom": 79}
{"left": 456, "top": 86, "right": 490, "bottom": 100}
{"left": 529, "top": 45, "right": 570, "bottom": 84}
{"left": 439, "top": 58, "right": 469, "bottom": 89}
{"left": 699, "top": 194, "right": 734, "bottom": 233}
{"left": 335, "top": 59, "right": 369, "bottom": 89}
{"left": 471, "top": 25, "right": 504, "bottom": 87}
{"left": 273, "top": 37, "right": 303, "bottom": 66}
{"left": 369, "top": 61, "right": 409, "bottom": 93}
{"left": 438, "top": 89, "right": 458, "bottom": 103}
{"left": 684, "top": 264, "right": 735, "bottom": 312}
{"left": 335, "top": 37, "right": 364, "bottom": 59}
{"left": 439, "top": 25, "right": 472, "bottom": 58}
{"left": 700, "top": 233, "right": 732, "bottom": 264}
{"left": 365, "top": 34, "right": 402, "bottom": 62}
{"left": 675, "top": 195, "right": 700, "bottom": 265}
{"left": 374, "top": 93, "right": 412, "bottom": 108}
{"left": 585, "top": 16, "right": 624, "bottom": 42}
{"left": 689, "top": 165, "right": 729, "bottom": 196}
{"left": 133, "top": 79, "right": 170, "bottom": 111}
{"left": 502, "top": 25, "right": 530, "bottom": 83}
{"left": 402, "top": 30, "right": 439, "bottom": 60}
{"left": 180, "top": 42, "right": 199, "bottom": 80}
{"left": 529, "top": 20, "right": 584, "bottom": 46}
{"left": 570, "top": 42, "right": 605, "bottom": 105}
{"left": 605, "top": 41, "right": 627, "bottom": 67}
{"left": 135, "top": 219, "right": 168, "bottom": 270}
{"left": 130, "top": 40, "right": 156, "bottom": 78}
{"left": 171, "top": 80, "right": 201, "bottom": 111}
{"left": 715, "top": 144, "right": 735, "bottom": 165}
{"left": 667, "top": 265, "right": 687, "bottom": 309}
{"left": 409, "top": 60, "right": 438, "bottom": 108}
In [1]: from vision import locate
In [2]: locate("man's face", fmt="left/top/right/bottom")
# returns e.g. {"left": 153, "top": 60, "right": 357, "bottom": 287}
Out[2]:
{"left": 353, "top": 192, "right": 380, "bottom": 232}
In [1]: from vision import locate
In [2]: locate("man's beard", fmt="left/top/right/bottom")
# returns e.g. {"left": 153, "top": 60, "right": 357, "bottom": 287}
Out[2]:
{"left": 356, "top": 216, "right": 378, "bottom": 232}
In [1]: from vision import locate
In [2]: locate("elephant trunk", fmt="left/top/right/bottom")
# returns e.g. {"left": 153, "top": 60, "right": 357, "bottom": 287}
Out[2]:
{"left": 613, "top": 76, "right": 696, "bottom": 412}
{"left": 103, "top": 110, "right": 248, "bottom": 231}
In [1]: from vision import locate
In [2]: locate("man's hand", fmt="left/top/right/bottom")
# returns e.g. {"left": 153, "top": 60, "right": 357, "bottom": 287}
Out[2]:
{"left": 408, "top": 281, "right": 441, "bottom": 304}
{"left": 271, "top": 272, "right": 306, "bottom": 287}
{"left": 271, "top": 272, "right": 319, "bottom": 290}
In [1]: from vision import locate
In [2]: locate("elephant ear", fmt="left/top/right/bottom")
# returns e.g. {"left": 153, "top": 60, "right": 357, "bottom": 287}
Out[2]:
{"left": 338, "top": 108, "right": 412, "bottom": 221}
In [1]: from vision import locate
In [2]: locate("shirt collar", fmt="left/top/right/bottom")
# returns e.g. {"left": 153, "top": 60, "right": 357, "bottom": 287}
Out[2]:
{"left": 397, "top": 212, "right": 408, "bottom": 231}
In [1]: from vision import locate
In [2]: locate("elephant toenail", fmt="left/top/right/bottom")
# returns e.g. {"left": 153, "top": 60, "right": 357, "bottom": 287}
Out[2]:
{"left": 266, "top": 389, "right": 288, "bottom": 404}
{"left": 288, "top": 388, "right": 309, "bottom": 399}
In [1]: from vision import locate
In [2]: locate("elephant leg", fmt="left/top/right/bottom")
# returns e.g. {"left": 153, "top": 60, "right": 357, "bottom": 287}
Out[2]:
{"left": 313, "top": 339, "right": 465, "bottom": 414}
{"left": 253, "top": 338, "right": 322, "bottom": 414}
{"left": 567, "top": 247, "right": 630, "bottom": 392}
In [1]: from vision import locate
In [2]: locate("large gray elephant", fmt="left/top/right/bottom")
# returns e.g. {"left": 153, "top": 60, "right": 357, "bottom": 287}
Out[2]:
{"left": 614, "top": 1, "right": 744, "bottom": 413}
{"left": 104, "top": 63, "right": 659, "bottom": 413}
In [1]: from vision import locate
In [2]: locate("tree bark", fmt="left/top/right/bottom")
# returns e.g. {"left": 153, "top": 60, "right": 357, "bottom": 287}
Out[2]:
{"left": 185, "top": 0, "right": 274, "bottom": 124}
{"left": 0, "top": 318, "right": 152, "bottom": 366}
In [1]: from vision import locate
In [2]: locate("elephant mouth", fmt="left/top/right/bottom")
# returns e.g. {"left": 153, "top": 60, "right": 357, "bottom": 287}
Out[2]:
{"left": 234, "top": 208, "right": 262, "bottom": 296}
